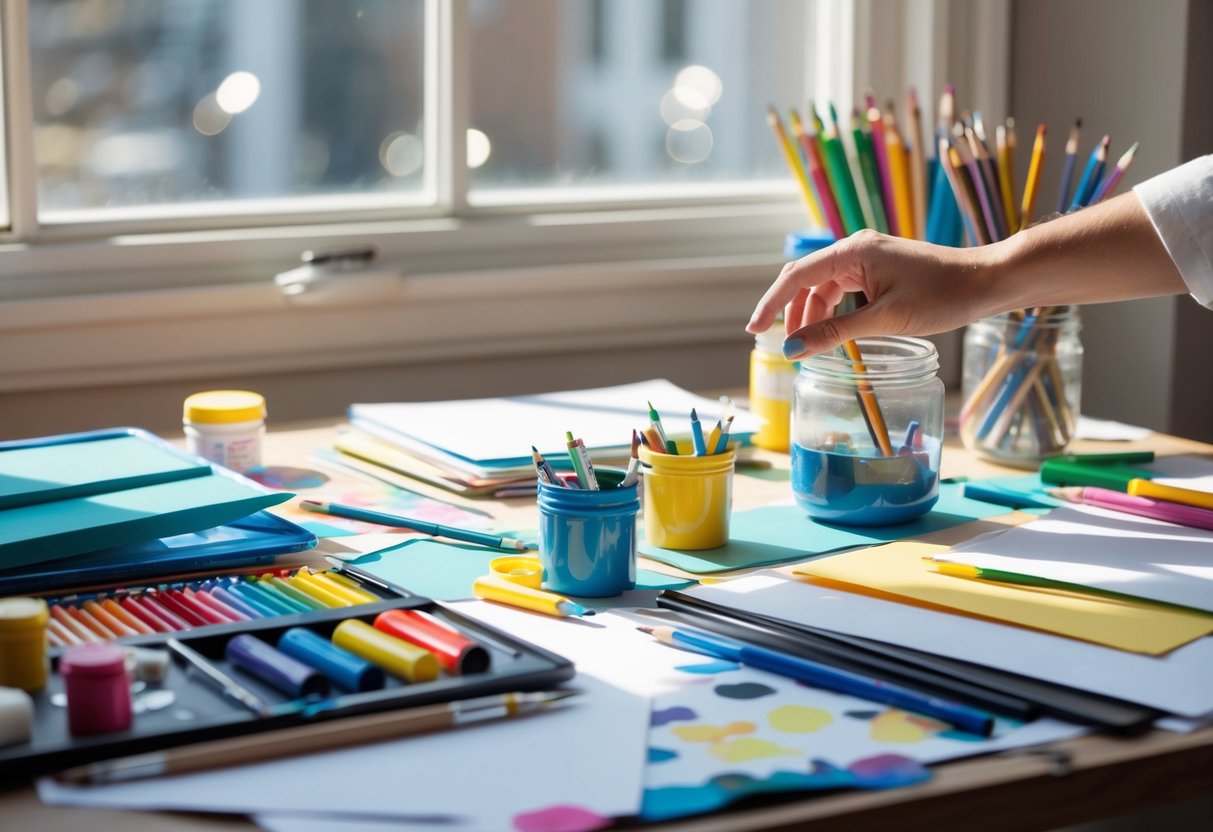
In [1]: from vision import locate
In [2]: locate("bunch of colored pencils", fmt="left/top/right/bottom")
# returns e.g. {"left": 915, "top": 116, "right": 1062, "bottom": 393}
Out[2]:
{"left": 767, "top": 88, "right": 1139, "bottom": 460}
{"left": 638, "top": 401, "right": 732, "bottom": 457}
{"left": 944, "top": 112, "right": 1139, "bottom": 458}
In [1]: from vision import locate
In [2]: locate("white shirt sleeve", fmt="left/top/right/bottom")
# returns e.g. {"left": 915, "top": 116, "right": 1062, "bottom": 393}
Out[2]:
{"left": 1133, "top": 154, "right": 1213, "bottom": 308}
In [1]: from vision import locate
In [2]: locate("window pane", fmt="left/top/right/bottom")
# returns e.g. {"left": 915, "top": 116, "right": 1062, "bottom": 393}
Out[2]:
{"left": 29, "top": 0, "right": 425, "bottom": 216}
{"left": 468, "top": 0, "right": 811, "bottom": 195}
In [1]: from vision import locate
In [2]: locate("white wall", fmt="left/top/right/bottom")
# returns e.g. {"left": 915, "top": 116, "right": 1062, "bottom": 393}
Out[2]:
{"left": 1010, "top": 0, "right": 1209, "bottom": 437}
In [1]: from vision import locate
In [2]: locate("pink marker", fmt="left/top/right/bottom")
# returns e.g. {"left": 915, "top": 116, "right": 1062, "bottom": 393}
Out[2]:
{"left": 1052, "top": 485, "right": 1213, "bottom": 532}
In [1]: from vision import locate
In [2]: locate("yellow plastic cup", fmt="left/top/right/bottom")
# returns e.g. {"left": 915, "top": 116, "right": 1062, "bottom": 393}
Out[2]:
{"left": 0, "top": 598, "right": 49, "bottom": 692}
{"left": 640, "top": 447, "right": 734, "bottom": 550}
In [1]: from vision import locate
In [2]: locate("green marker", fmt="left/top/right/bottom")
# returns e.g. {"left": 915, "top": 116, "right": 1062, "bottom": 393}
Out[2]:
{"left": 565, "top": 431, "right": 599, "bottom": 490}
{"left": 1039, "top": 458, "right": 1155, "bottom": 492}
{"left": 1058, "top": 452, "right": 1155, "bottom": 465}
{"left": 647, "top": 400, "right": 678, "bottom": 455}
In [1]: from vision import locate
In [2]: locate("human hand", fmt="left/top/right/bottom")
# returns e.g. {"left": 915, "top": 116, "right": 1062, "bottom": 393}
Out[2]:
{"left": 746, "top": 229, "right": 996, "bottom": 359}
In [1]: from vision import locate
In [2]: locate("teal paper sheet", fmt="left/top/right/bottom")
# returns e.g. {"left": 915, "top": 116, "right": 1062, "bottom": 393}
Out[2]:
{"left": 637, "top": 482, "right": 1014, "bottom": 574}
{"left": 0, "top": 435, "right": 210, "bottom": 510}
{"left": 0, "top": 475, "right": 291, "bottom": 571}
{"left": 352, "top": 538, "right": 694, "bottom": 601}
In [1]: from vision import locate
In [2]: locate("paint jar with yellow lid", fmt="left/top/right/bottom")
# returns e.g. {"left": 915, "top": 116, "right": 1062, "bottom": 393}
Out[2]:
{"left": 0, "top": 597, "right": 49, "bottom": 692}
{"left": 183, "top": 389, "right": 266, "bottom": 473}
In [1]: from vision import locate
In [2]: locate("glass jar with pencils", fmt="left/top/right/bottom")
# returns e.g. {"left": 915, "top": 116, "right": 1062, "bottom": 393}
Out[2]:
{"left": 791, "top": 337, "right": 944, "bottom": 526}
{"left": 960, "top": 306, "right": 1082, "bottom": 465}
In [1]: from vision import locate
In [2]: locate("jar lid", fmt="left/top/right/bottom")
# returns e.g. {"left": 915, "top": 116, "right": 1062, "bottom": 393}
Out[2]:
{"left": 60, "top": 643, "right": 127, "bottom": 678}
{"left": 184, "top": 390, "right": 266, "bottom": 424}
{"left": 0, "top": 598, "right": 48, "bottom": 634}
{"left": 783, "top": 230, "right": 835, "bottom": 261}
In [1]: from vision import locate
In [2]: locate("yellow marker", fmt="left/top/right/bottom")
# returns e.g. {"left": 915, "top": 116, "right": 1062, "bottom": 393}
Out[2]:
{"left": 308, "top": 571, "right": 376, "bottom": 605}
{"left": 933, "top": 562, "right": 980, "bottom": 579}
{"left": 323, "top": 570, "right": 382, "bottom": 603}
{"left": 333, "top": 619, "right": 439, "bottom": 682}
{"left": 1128, "top": 479, "right": 1213, "bottom": 512}
{"left": 288, "top": 572, "right": 353, "bottom": 608}
{"left": 472, "top": 575, "right": 594, "bottom": 618}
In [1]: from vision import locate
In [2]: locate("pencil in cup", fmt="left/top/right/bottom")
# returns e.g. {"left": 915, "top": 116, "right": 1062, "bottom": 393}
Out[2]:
{"left": 959, "top": 307, "right": 1080, "bottom": 460}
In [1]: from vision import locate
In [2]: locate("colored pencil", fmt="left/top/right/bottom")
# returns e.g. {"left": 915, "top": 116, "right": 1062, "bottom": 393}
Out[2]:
{"left": 883, "top": 104, "right": 916, "bottom": 239}
{"left": 766, "top": 106, "right": 826, "bottom": 229}
{"left": 867, "top": 95, "right": 899, "bottom": 235}
{"left": 852, "top": 110, "right": 889, "bottom": 233}
{"left": 299, "top": 499, "right": 536, "bottom": 551}
{"left": 996, "top": 121, "right": 1018, "bottom": 234}
{"left": 790, "top": 108, "right": 845, "bottom": 240}
{"left": 1069, "top": 134, "right": 1109, "bottom": 211}
{"left": 966, "top": 126, "right": 1008, "bottom": 240}
{"left": 1049, "top": 485, "right": 1213, "bottom": 532}
{"left": 952, "top": 129, "right": 1000, "bottom": 243}
{"left": 1057, "top": 118, "right": 1082, "bottom": 213}
{"left": 1091, "top": 141, "right": 1138, "bottom": 203}
{"left": 821, "top": 107, "right": 866, "bottom": 235}
{"left": 906, "top": 87, "right": 928, "bottom": 239}
{"left": 1020, "top": 124, "right": 1046, "bottom": 227}
{"left": 640, "top": 625, "right": 993, "bottom": 736}
{"left": 690, "top": 408, "right": 707, "bottom": 456}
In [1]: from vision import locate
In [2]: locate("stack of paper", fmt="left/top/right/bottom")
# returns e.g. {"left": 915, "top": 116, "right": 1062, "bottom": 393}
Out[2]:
{"left": 329, "top": 379, "right": 762, "bottom": 498}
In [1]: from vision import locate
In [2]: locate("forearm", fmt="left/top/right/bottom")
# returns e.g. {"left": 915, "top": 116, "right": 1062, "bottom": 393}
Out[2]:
{"left": 976, "top": 192, "right": 1187, "bottom": 314}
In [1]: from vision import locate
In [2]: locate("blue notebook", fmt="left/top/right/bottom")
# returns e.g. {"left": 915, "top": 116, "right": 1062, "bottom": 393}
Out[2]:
{"left": 0, "top": 427, "right": 295, "bottom": 571}
{"left": 0, "top": 510, "right": 316, "bottom": 595}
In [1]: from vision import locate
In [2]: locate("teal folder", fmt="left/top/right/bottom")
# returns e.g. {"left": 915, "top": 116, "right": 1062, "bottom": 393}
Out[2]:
{"left": 0, "top": 428, "right": 292, "bottom": 572}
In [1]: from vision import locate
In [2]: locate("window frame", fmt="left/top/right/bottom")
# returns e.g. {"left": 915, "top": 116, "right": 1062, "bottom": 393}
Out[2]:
{"left": 0, "top": 0, "right": 1008, "bottom": 398}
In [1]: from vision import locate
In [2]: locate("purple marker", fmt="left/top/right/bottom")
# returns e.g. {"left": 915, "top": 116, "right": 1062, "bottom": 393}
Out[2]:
{"left": 225, "top": 634, "right": 330, "bottom": 699}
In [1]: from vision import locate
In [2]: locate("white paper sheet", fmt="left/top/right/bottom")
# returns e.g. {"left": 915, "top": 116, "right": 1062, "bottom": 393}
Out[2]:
{"left": 350, "top": 379, "right": 761, "bottom": 464}
{"left": 1148, "top": 452, "right": 1213, "bottom": 493}
{"left": 39, "top": 604, "right": 710, "bottom": 826}
{"left": 937, "top": 503, "right": 1213, "bottom": 613}
{"left": 1074, "top": 416, "right": 1152, "bottom": 442}
{"left": 681, "top": 572, "right": 1213, "bottom": 717}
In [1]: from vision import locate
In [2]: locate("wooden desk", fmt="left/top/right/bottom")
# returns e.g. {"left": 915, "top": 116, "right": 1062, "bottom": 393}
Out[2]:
{"left": 5, "top": 422, "right": 1213, "bottom": 831}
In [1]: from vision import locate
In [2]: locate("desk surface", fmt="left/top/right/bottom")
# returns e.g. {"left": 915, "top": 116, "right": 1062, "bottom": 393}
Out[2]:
{"left": 5, "top": 421, "right": 1213, "bottom": 831}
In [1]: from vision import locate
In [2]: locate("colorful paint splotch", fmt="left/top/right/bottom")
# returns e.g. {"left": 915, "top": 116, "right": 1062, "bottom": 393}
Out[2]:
{"left": 672, "top": 721, "right": 756, "bottom": 744}
{"left": 651, "top": 706, "right": 698, "bottom": 727}
{"left": 869, "top": 710, "right": 949, "bottom": 744}
{"left": 708, "top": 737, "right": 802, "bottom": 763}
{"left": 714, "top": 682, "right": 777, "bottom": 700}
{"left": 768, "top": 704, "right": 833, "bottom": 733}
{"left": 676, "top": 660, "right": 742, "bottom": 674}
{"left": 512, "top": 804, "right": 612, "bottom": 832}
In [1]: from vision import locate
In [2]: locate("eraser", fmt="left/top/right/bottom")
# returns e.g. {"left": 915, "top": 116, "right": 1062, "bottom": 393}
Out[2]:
{"left": 0, "top": 687, "right": 33, "bottom": 748}
{"left": 123, "top": 646, "right": 171, "bottom": 684}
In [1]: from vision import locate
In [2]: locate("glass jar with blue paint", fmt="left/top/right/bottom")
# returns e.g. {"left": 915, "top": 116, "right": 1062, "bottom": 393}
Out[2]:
{"left": 537, "top": 468, "right": 638, "bottom": 597}
{"left": 791, "top": 336, "right": 944, "bottom": 526}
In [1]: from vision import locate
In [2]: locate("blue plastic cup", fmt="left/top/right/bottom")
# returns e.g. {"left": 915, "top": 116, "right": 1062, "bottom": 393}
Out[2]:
{"left": 537, "top": 467, "right": 638, "bottom": 597}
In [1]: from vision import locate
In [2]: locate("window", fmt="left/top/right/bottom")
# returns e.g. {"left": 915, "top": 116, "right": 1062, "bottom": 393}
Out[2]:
{"left": 29, "top": 0, "right": 426, "bottom": 222}
{"left": 2, "top": 1, "right": 882, "bottom": 399}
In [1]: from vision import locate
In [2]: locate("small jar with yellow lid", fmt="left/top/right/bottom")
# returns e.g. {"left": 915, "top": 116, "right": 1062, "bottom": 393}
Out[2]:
{"left": 183, "top": 390, "right": 266, "bottom": 473}
{"left": 0, "top": 597, "right": 49, "bottom": 692}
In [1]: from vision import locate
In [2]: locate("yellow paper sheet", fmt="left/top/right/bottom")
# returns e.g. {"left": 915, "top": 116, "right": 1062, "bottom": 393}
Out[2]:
{"left": 793, "top": 541, "right": 1213, "bottom": 655}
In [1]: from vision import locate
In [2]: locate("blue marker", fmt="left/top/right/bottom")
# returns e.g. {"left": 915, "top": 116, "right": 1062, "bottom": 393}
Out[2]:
{"left": 690, "top": 408, "right": 707, "bottom": 456}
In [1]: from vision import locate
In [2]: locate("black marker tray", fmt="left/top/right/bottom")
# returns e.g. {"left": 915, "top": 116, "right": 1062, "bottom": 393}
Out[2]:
{"left": 0, "top": 597, "right": 574, "bottom": 782}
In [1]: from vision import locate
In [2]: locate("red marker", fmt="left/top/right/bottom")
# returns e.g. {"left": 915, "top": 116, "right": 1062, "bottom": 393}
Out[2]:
{"left": 373, "top": 609, "right": 490, "bottom": 675}
{"left": 168, "top": 589, "right": 226, "bottom": 626}
{"left": 142, "top": 592, "right": 196, "bottom": 630}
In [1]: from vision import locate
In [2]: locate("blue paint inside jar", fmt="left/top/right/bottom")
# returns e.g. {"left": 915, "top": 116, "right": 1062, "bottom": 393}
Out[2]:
{"left": 791, "top": 444, "right": 938, "bottom": 526}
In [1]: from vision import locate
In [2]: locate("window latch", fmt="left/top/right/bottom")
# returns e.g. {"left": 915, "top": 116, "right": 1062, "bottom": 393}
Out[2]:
{"left": 274, "top": 247, "right": 404, "bottom": 305}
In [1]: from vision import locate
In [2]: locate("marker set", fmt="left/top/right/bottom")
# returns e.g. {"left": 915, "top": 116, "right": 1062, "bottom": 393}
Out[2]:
{"left": 41, "top": 567, "right": 386, "bottom": 646}
{"left": 1, "top": 590, "right": 574, "bottom": 780}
